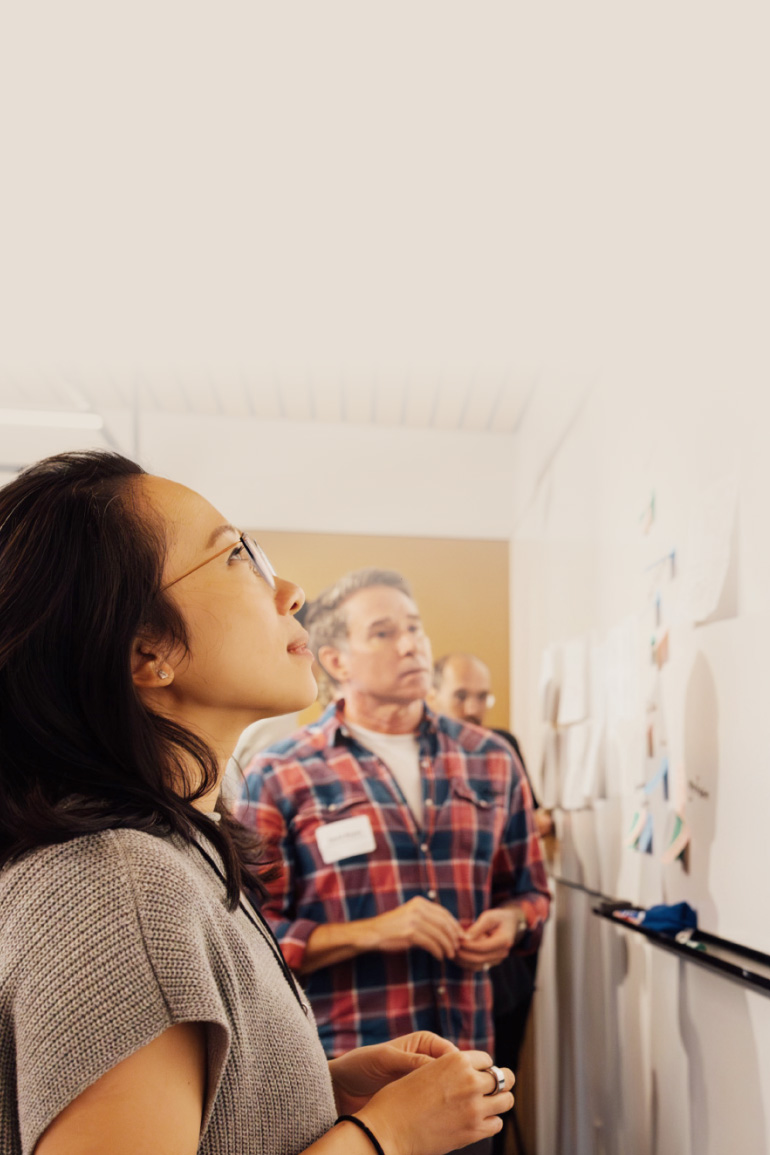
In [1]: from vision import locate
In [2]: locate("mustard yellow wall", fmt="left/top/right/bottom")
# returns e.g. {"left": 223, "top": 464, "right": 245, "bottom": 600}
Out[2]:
{"left": 251, "top": 530, "right": 510, "bottom": 730}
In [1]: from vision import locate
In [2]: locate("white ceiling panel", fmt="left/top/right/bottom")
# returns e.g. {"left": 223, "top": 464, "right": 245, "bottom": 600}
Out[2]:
{"left": 461, "top": 378, "right": 508, "bottom": 432}
{"left": 374, "top": 380, "right": 407, "bottom": 426}
{"left": 249, "top": 381, "right": 282, "bottom": 421}
{"left": 312, "top": 382, "right": 344, "bottom": 424}
{"left": 144, "top": 376, "right": 187, "bottom": 413}
{"left": 432, "top": 380, "right": 473, "bottom": 431}
{"left": 0, "top": 373, "right": 536, "bottom": 438}
{"left": 402, "top": 379, "right": 440, "bottom": 428}
{"left": 341, "top": 381, "right": 375, "bottom": 425}
{"left": 278, "top": 380, "right": 314, "bottom": 422}
{"left": 488, "top": 379, "right": 535, "bottom": 434}
{"left": 216, "top": 380, "right": 253, "bottom": 419}
{"left": 176, "top": 377, "right": 222, "bottom": 417}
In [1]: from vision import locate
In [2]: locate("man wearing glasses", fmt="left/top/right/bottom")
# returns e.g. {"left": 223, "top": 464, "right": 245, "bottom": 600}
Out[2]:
{"left": 236, "top": 569, "right": 550, "bottom": 1154}
{"left": 429, "top": 652, "right": 554, "bottom": 842}
{"left": 430, "top": 651, "right": 554, "bottom": 1155}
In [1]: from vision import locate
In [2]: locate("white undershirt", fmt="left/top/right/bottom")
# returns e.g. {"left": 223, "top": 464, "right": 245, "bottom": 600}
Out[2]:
{"left": 345, "top": 722, "right": 423, "bottom": 823}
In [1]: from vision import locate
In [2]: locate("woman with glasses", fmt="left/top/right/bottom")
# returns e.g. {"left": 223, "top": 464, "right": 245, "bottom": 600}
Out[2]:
{"left": 0, "top": 451, "right": 513, "bottom": 1155}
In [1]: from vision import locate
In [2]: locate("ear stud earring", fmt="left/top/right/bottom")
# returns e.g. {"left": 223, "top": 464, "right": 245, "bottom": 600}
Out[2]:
{"left": 157, "top": 669, "right": 169, "bottom": 680}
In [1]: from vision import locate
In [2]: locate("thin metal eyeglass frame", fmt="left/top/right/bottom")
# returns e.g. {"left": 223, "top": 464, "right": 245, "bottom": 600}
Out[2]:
{"left": 161, "top": 533, "right": 276, "bottom": 592}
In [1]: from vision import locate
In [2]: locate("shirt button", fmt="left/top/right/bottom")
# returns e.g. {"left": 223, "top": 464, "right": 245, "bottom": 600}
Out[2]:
{"left": 427, "top": 888, "right": 437, "bottom": 900}
{"left": 420, "top": 843, "right": 429, "bottom": 853}
{"left": 420, "top": 759, "right": 431, "bottom": 769}
{"left": 437, "top": 985, "right": 446, "bottom": 996}
{"left": 425, "top": 798, "right": 433, "bottom": 808}
{"left": 328, "top": 803, "right": 337, "bottom": 811}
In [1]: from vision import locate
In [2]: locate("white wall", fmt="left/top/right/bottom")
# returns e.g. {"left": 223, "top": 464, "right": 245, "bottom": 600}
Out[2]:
{"left": 511, "top": 379, "right": 770, "bottom": 1155}
{"left": 139, "top": 412, "right": 519, "bottom": 539}
{"left": 0, "top": 410, "right": 518, "bottom": 539}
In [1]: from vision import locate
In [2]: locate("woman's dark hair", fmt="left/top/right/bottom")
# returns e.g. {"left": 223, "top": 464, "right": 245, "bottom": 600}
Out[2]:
{"left": 0, "top": 450, "right": 270, "bottom": 906}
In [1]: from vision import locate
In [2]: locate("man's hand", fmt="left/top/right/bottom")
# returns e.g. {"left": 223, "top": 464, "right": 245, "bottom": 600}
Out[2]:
{"left": 455, "top": 907, "right": 526, "bottom": 972}
{"left": 300, "top": 896, "right": 466, "bottom": 974}
{"left": 329, "top": 1032, "right": 458, "bottom": 1114}
{"left": 534, "top": 809, "right": 555, "bottom": 839}
{"left": 370, "top": 896, "right": 466, "bottom": 960}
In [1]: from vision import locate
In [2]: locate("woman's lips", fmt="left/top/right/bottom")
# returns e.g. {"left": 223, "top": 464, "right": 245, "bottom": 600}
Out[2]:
{"left": 287, "top": 640, "right": 313, "bottom": 658}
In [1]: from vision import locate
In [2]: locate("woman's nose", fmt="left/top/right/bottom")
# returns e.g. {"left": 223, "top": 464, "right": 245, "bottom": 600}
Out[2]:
{"left": 275, "top": 576, "right": 305, "bottom": 616}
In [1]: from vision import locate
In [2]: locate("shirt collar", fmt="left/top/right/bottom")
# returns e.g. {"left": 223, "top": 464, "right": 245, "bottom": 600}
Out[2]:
{"left": 324, "top": 698, "right": 440, "bottom": 745}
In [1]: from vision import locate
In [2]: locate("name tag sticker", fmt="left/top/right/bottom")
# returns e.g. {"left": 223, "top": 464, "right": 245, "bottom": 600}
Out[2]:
{"left": 316, "top": 815, "right": 376, "bottom": 864}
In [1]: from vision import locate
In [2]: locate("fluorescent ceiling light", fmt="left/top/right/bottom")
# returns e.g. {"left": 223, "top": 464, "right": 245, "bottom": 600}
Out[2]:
{"left": 0, "top": 409, "right": 104, "bottom": 430}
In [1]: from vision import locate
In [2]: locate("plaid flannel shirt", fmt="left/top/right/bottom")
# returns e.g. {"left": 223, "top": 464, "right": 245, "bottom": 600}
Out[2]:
{"left": 235, "top": 701, "right": 550, "bottom": 1058}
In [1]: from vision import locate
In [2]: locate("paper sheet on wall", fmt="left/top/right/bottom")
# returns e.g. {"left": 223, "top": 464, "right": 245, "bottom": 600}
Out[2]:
{"left": 607, "top": 716, "right": 645, "bottom": 797}
{"left": 679, "top": 475, "right": 738, "bottom": 624}
{"left": 539, "top": 646, "right": 561, "bottom": 724}
{"left": 605, "top": 617, "right": 641, "bottom": 724}
{"left": 582, "top": 716, "right": 606, "bottom": 800}
{"left": 540, "top": 724, "right": 560, "bottom": 809}
{"left": 661, "top": 809, "right": 691, "bottom": 864}
{"left": 585, "top": 639, "right": 607, "bottom": 800}
{"left": 560, "top": 720, "right": 592, "bottom": 810}
{"left": 557, "top": 637, "right": 588, "bottom": 726}
{"left": 589, "top": 639, "right": 607, "bottom": 720}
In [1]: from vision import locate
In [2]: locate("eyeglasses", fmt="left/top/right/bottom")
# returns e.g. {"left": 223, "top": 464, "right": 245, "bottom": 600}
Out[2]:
{"left": 162, "top": 532, "right": 276, "bottom": 592}
{"left": 452, "top": 690, "right": 496, "bottom": 709}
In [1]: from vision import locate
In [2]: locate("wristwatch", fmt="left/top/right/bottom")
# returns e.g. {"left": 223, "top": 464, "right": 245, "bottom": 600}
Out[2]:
{"left": 512, "top": 908, "right": 528, "bottom": 944}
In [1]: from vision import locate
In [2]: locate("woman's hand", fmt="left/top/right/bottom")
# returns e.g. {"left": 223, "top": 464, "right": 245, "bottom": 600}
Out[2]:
{"left": 354, "top": 1049, "right": 515, "bottom": 1155}
{"left": 329, "top": 1031, "right": 458, "bottom": 1114}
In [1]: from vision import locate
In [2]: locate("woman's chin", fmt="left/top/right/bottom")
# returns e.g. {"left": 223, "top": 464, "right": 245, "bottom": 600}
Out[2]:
{"left": 270, "top": 677, "right": 319, "bottom": 717}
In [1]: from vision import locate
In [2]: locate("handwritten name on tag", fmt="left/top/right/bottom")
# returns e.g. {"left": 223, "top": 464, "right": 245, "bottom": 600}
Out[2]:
{"left": 315, "top": 814, "right": 376, "bottom": 865}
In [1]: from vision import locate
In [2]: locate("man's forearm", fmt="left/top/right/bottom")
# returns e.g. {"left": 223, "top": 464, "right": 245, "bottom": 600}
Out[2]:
{"left": 299, "top": 918, "right": 383, "bottom": 975}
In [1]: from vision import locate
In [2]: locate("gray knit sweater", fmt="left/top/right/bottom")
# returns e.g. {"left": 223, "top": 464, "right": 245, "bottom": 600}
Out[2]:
{"left": 0, "top": 827, "right": 337, "bottom": 1155}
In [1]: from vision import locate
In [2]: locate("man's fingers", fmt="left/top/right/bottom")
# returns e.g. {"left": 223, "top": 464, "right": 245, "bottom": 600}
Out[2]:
{"left": 456, "top": 946, "right": 510, "bottom": 970}
{"left": 462, "top": 910, "right": 499, "bottom": 940}
{"left": 419, "top": 899, "right": 464, "bottom": 935}
{"left": 456, "top": 933, "right": 509, "bottom": 958}
{"left": 379, "top": 897, "right": 466, "bottom": 956}
{"left": 416, "top": 904, "right": 465, "bottom": 954}
{"left": 413, "top": 923, "right": 458, "bottom": 960}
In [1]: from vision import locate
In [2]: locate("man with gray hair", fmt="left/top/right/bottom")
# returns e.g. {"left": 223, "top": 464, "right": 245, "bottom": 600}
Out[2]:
{"left": 236, "top": 567, "right": 550, "bottom": 1128}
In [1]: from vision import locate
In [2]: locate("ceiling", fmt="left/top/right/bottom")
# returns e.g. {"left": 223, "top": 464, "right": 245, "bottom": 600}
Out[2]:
{"left": 2, "top": 5, "right": 757, "bottom": 452}
{"left": 0, "top": 375, "right": 534, "bottom": 435}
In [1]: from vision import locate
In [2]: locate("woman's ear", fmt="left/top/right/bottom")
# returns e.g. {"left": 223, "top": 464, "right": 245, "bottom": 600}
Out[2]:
{"left": 131, "top": 638, "right": 175, "bottom": 689}
{"left": 317, "top": 644, "right": 348, "bottom": 685}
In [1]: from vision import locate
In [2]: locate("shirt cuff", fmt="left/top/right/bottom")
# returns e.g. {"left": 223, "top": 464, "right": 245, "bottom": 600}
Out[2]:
{"left": 266, "top": 917, "right": 319, "bottom": 972}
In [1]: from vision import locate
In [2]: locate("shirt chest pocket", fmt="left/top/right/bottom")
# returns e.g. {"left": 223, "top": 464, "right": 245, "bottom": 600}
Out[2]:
{"left": 293, "top": 788, "right": 376, "bottom": 865}
{"left": 446, "top": 778, "right": 507, "bottom": 862}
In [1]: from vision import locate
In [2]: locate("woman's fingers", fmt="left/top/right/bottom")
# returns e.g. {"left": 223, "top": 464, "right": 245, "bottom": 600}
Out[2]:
{"left": 472, "top": 1063, "right": 515, "bottom": 1126}
{"left": 391, "top": 1030, "right": 458, "bottom": 1058}
{"left": 358, "top": 1048, "right": 515, "bottom": 1155}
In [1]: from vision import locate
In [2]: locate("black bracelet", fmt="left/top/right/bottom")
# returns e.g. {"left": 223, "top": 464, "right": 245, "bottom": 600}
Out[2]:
{"left": 336, "top": 1114, "right": 386, "bottom": 1155}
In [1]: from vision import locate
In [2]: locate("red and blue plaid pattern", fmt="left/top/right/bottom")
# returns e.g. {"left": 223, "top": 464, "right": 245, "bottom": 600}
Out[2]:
{"left": 235, "top": 702, "right": 550, "bottom": 1058}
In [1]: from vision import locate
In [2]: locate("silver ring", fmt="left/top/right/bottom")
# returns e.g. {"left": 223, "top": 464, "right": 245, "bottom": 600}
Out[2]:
{"left": 485, "top": 1064, "right": 506, "bottom": 1095}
